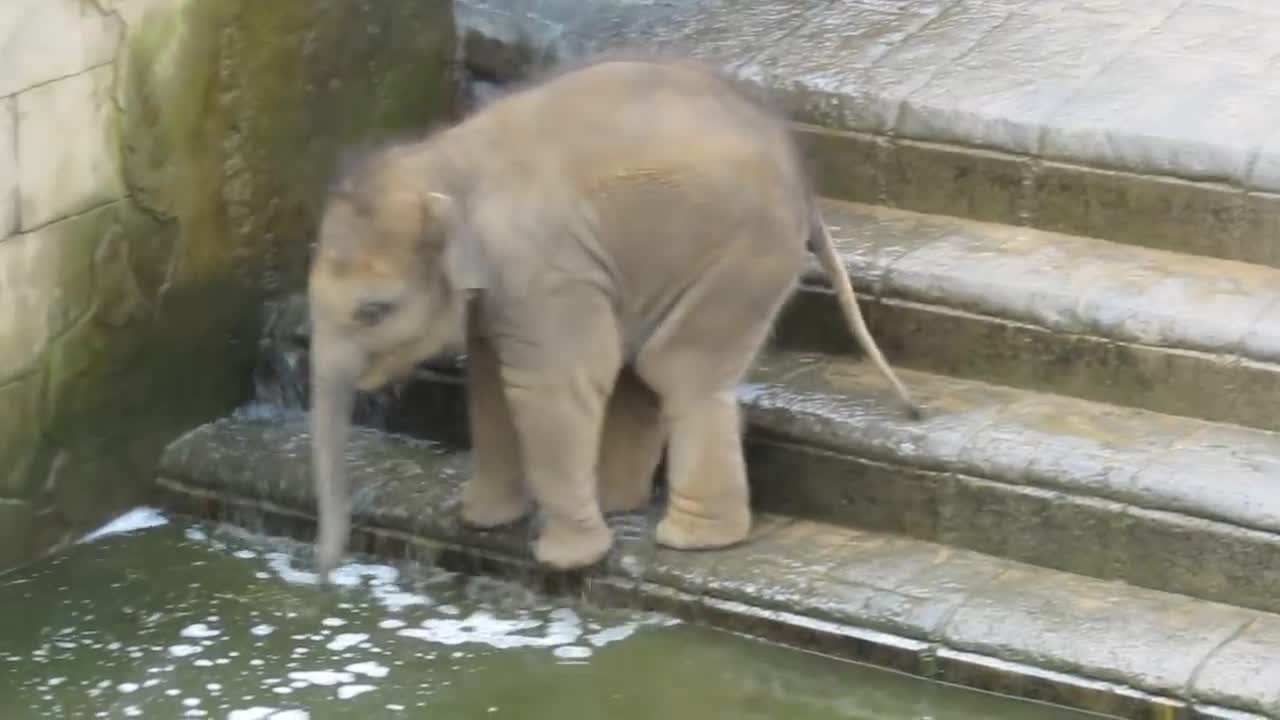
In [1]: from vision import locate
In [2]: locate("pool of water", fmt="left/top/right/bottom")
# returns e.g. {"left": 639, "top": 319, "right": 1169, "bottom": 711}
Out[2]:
{"left": 0, "top": 509, "right": 1111, "bottom": 720}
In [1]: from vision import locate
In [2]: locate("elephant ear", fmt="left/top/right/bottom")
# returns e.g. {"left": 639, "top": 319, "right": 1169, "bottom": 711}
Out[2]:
{"left": 427, "top": 192, "right": 489, "bottom": 292}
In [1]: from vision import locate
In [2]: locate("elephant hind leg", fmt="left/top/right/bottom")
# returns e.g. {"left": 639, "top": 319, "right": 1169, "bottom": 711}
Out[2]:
{"left": 596, "top": 367, "right": 664, "bottom": 515}
{"left": 634, "top": 259, "right": 796, "bottom": 551}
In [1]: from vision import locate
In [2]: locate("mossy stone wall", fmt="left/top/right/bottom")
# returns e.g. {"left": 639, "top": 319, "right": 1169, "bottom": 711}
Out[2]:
{"left": 0, "top": 0, "right": 457, "bottom": 570}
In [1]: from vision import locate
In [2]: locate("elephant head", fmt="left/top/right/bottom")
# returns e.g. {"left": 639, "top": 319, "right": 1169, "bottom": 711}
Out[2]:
{"left": 306, "top": 148, "right": 482, "bottom": 580}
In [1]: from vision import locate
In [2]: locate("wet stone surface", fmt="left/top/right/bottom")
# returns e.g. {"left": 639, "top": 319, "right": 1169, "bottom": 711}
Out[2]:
{"left": 153, "top": 415, "right": 1280, "bottom": 718}
{"left": 456, "top": 0, "right": 1280, "bottom": 263}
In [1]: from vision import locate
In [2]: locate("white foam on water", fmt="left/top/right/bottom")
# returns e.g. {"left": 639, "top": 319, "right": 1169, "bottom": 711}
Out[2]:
{"left": 397, "top": 608, "right": 584, "bottom": 650}
{"left": 228, "top": 709, "right": 277, "bottom": 720}
{"left": 167, "top": 644, "right": 202, "bottom": 658}
{"left": 377, "top": 619, "right": 406, "bottom": 630}
{"left": 288, "top": 670, "right": 354, "bottom": 687}
{"left": 250, "top": 624, "right": 276, "bottom": 637}
{"left": 587, "top": 623, "right": 640, "bottom": 647}
{"left": 180, "top": 623, "right": 221, "bottom": 639}
{"left": 263, "top": 553, "right": 321, "bottom": 586}
{"left": 325, "top": 633, "right": 368, "bottom": 651}
{"left": 117, "top": 682, "right": 140, "bottom": 693}
{"left": 123, "top": 707, "right": 142, "bottom": 717}
{"left": 270, "top": 711, "right": 309, "bottom": 720}
{"left": 233, "top": 550, "right": 258, "bottom": 560}
{"left": 337, "top": 684, "right": 376, "bottom": 700}
{"left": 78, "top": 508, "right": 169, "bottom": 544}
{"left": 345, "top": 661, "right": 389, "bottom": 679}
{"left": 553, "top": 645, "right": 592, "bottom": 660}
{"left": 321, "top": 618, "right": 346, "bottom": 627}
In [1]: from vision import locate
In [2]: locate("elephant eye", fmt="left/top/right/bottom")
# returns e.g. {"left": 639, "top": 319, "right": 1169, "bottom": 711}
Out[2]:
{"left": 353, "top": 300, "right": 396, "bottom": 326}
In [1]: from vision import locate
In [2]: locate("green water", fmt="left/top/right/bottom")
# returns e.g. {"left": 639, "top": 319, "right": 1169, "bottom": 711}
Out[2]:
{"left": 0, "top": 511, "right": 1108, "bottom": 720}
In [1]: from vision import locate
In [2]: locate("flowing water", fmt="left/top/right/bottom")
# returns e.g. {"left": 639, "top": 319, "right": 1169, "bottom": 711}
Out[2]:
{"left": 0, "top": 510, "right": 1113, "bottom": 720}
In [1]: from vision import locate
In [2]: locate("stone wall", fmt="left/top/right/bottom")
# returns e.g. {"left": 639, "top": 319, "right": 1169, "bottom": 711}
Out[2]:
{"left": 0, "top": 0, "right": 457, "bottom": 570}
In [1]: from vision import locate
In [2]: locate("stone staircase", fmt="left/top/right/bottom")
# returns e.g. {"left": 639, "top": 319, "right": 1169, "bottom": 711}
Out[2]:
{"left": 155, "top": 2, "right": 1280, "bottom": 718}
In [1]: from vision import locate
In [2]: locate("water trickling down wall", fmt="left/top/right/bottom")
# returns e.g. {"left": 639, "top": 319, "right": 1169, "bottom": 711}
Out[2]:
{"left": 0, "top": 0, "right": 458, "bottom": 570}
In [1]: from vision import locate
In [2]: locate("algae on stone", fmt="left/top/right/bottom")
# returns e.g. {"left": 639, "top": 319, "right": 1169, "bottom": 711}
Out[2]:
{"left": 0, "top": 0, "right": 457, "bottom": 571}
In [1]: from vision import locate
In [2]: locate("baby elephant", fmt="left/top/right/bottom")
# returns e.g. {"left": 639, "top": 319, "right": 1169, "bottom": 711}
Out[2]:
{"left": 307, "top": 57, "right": 919, "bottom": 579}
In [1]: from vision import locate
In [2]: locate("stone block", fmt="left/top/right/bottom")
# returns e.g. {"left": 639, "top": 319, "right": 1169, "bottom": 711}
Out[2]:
{"left": 897, "top": 7, "right": 1150, "bottom": 154}
{"left": 1192, "top": 616, "right": 1280, "bottom": 718}
{"left": 16, "top": 65, "right": 125, "bottom": 230}
{"left": 743, "top": 0, "right": 1004, "bottom": 134}
{"left": 0, "top": 0, "right": 122, "bottom": 97}
{"left": 0, "top": 98, "right": 15, "bottom": 236}
{"left": 1041, "top": 49, "right": 1280, "bottom": 187}
{"left": 941, "top": 566, "right": 1254, "bottom": 696}
{"left": 0, "top": 206, "right": 107, "bottom": 380}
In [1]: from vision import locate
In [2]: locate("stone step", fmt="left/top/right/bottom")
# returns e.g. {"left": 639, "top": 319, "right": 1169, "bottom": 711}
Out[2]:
{"left": 252, "top": 289, "right": 1280, "bottom": 615}
{"left": 742, "top": 350, "right": 1280, "bottom": 618}
{"left": 455, "top": 0, "right": 1280, "bottom": 267}
{"left": 154, "top": 415, "right": 1280, "bottom": 720}
{"left": 792, "top": 198, "right": 1280, "bottom": 432}
{"left": 322, "top": 344, "right": 1280, "bottom": 620}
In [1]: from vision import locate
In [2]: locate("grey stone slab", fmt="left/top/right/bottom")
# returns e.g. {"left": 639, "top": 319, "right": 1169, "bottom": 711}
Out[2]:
{"left": 1141, "top": 0, "right": 1280, "bottom": 68}
{"left": 806, "top": 531, "right": 1012, "bottom": 641}
{"left": 1193, "top": 617, "right": 1280, "bottom": 717}
{"left": 1042, "top": 50, "right": 1280, "bottom": 187}
{"left": 875, "top": 202, "right": 1280, "bottom": 355}
{"left": 743, "top": 352, "right": 1016, "bottom": 475}
{"left": 161, "top": 415, "right": 471, "bottom": 543}
{"left": 941, "top": 566, "right": 1254, "bottom": 696}
{"left": 737, "top": 0, "right": 964, "bottom": 133}
{"left": 1130, "top": 426, "right": 1280, "bottom": 535}
{"left": 896, "top": 6, "right": 1157, "bottom": 154}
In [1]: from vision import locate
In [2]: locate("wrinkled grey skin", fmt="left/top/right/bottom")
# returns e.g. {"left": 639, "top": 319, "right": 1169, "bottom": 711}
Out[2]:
{"left": 307, "top": 57, "right": 918, "bottom": 581}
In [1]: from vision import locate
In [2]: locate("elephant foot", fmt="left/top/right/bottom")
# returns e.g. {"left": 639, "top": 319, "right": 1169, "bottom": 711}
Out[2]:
{"left": 534, "top": 519, "right": 614, "bottom": 570}
{"left": 460, "top": 476, "right": 532, "bottom": 529}
{"left": 655, "top": 498, "right": 750, "bottom": 550}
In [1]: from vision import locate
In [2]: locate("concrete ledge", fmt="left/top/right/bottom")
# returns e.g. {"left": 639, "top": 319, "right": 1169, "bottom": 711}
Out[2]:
{"left": 154, "top": 414, "right": 1280, "bottom": 720}
{"left": 454, "top": 0, "right": 1280, "bottom": 266}
{"left": 781, "top": 199, "right": 1280, "bottom": 431}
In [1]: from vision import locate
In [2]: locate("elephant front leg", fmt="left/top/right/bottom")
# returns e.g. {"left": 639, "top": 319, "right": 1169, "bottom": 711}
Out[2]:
{"left": 503, "top": 366, "right": 616, "bottom": 570}
{"left": 460, "top": 318, "right": 531, "bottom": 528}
{"left": 597, "top": 368, "right": 664, "bottom": 515}
{"left": 653, "top": 390, "right": 751, "bottom": 550}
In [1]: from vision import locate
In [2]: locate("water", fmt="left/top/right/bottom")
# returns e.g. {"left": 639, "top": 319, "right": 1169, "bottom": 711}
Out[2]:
{"left": 0, "top": 510, "right": 1109, "bottom": 720}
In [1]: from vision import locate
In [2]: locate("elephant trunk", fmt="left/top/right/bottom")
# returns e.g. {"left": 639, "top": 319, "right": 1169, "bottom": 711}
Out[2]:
{"left": 309, "top": 329, "right": 359, "bottom": 582}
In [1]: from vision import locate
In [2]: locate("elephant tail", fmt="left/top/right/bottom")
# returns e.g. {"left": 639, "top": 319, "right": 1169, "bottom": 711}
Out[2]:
{"left": 807, "top": 205, "right": 923, "bottom": 420}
